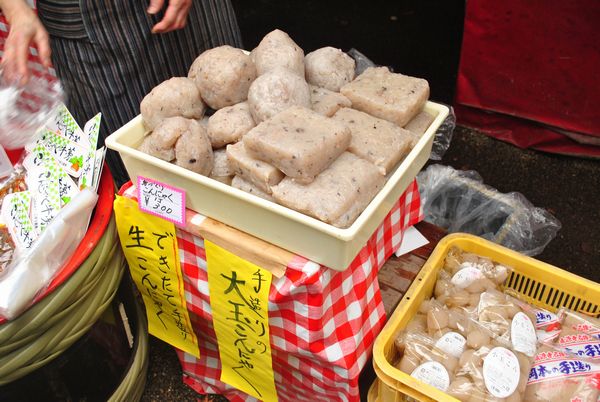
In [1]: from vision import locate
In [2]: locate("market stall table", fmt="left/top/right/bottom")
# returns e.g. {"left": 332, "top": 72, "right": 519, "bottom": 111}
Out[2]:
{"left": 118, "top": 179, "right": 424, "bottom": 402}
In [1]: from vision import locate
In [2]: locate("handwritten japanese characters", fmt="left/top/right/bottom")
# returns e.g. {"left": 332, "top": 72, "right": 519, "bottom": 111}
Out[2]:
{"left": 206, "top": 240, "right": 277, "bottom": 401}
{"left": 137, "top": 176, "right": 186, "bottom": 226}
{"left": 528, "top": 349, "right": 600, "bottom": 383}
{"left": 115, "top": 195, "right": 199, "bottom": 357}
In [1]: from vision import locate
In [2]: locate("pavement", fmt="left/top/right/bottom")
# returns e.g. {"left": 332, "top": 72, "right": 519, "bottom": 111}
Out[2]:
{"left": 139, "top": 1, "right": 599, "bottom": 401}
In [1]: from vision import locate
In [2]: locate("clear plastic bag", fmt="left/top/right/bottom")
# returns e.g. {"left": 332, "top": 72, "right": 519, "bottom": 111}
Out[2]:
{"left": 0, "top": 70, "right": 64, "bottom": 150}
{"left": 396, "top": 300, "right": 534, "bottom": 401}
{"left": 429, "top": 105, "right": 455, "bottom": 161}
{"left": 417, "top": 164, "right": 562, "bottom": 256}
{"left": 346, "top": 48, "right": 376, "bottom": 75}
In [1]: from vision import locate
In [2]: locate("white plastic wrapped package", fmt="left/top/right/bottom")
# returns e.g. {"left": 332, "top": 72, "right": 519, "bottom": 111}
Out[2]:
{"left": 0, "top": 189, "right": 98, "bottom": 320}
{"left": 417, "top": 164, "right": 561, "bottom": 256}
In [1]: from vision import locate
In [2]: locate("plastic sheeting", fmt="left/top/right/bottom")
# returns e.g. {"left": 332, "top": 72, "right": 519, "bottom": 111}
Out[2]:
{"left": 417, "top": 164, "right": 561, "bottom": 256}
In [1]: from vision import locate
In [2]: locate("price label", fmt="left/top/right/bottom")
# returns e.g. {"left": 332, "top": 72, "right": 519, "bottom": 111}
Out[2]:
{"left": 137, "top": 176, "right": 185, "bottom": 226}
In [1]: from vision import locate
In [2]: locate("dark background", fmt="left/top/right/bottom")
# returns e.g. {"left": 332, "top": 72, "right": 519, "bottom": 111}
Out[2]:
{"left": 231, "top": 0, "right": 466, "bottom": 105}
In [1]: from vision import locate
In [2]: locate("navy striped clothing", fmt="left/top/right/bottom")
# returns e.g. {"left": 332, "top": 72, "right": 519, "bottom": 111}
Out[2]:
{"left": 36, "top": 0, "right": 243, "bottom": 186}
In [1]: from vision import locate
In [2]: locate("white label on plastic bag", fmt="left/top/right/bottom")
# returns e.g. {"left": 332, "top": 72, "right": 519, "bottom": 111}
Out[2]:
{"left": 483, "top": 347, "right": 520, "bottom": 398}
{"left": 528, "top": 350, "right": 600, "bottom": 384}
{"left": 410, "top": 361, "right": 450, "bottom": 391}
{"left": 435, "top": 332, "right": 467, "bottom": 358}
{"left": 511, "top": 312, "right": 537, "bottom": 357}
{"left": 451, "top": 264, "right": 484, "bottom": 288}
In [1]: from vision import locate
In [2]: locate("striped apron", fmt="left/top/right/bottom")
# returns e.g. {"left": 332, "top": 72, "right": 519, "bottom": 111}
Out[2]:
{"left": 36, "top": 0, "right": 243, "bottom": 186}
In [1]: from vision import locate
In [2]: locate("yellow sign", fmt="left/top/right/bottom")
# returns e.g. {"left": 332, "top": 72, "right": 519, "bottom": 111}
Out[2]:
{"left": 114, "top": 195, "right": 199, "bottom": 357}
{"left": 205, "top": 240, "right": 277, "bottom": 401}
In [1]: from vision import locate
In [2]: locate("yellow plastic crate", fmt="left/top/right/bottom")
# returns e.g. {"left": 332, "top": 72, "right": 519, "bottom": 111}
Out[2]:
{"left": 372, "top": 233, "right": 600, "bottom": 402}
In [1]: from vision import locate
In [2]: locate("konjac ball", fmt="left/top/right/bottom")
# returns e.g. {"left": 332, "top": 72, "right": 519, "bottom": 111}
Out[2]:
{"left": 188, "top": 45, "right": 257, "bottom": 110}
{"left": 140, "top": 77, "right": 205, "bottom": 130}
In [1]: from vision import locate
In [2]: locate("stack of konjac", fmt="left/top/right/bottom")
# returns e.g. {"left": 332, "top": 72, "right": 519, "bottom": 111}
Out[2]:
{"left": 138, "top": 29, "right": 434, "bottom": 228}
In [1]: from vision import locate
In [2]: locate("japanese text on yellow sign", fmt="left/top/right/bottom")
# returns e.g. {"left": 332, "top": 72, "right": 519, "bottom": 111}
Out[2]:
{"left": 205, "top": 240, "right": 277, "bottom": 401}
{"left": 114, "top": 195, "right": 199, "bottom": 357}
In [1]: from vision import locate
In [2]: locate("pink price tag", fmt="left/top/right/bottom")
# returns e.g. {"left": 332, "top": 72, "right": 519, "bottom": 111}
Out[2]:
{"left": 137, "top": 176, "right": 186, "bottom": 226}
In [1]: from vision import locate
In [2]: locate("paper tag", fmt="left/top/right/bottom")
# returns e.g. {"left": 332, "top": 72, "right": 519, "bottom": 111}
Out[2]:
{"left": 451, "top": 264, "right": 484, "bottom": 288}
{"left": 435, "top": 332, "right": 467, "bottom": 358}
{"left": 394, "top": 225, "right": 429, "bottom": 257}
{"left": 48, "top": 104, "right": 86, "bottom": 147}
{"left": 483, "top": 347, "right": 520, "bottom": 398}
{"left": 0, "top": 191, "right": 36, "bottom": 249}
{"left": 206, "top": 240, "right": 277, "bottom": 402}
{"left": 27, "top": 162, "right": 62, "bottom": 233}
{"left": 114, "top": 195, "right": 200, "bottom": 357}
{"left": 23, "top": 143, "right": 55, "bottom": 172}
{"left": 78, "top": 149, "right": 96, "bottom": 190}
{"left": 57, "top": 165, "right": 79, "bottom": 206}
{"left": 83, "top": 113, "right": 101, "bottom": 149}
{"left": 137, "top": 176, "right": 185, "bottom": 226}
{"left": 38, "top": 129, "right": 88, "bottom": 177}
{"left": 410, "top": 361, "right": 450, "bottom": 391}
{"left": 511, "top": 312, "right": 538, "bottom": 357}
{"left": 92, "top": 147, "right": 106, "bottom": 192}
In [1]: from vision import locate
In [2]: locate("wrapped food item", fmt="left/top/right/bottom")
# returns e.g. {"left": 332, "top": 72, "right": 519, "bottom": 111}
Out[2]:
{"left": 396, "top": 301, "right": 533, "bottom": 401}
{"left": 560, "top": 309, "right": 600, "bottom": 341}
{"left": 0, "top": 164, "right": 27, "bottom": 208}
{"left": 506, "top": 294, "right": 562, "bottom": 344}
{"left": 525, "top": 345, "right": 600, "bottom": 402}
{"left": 394, "top": 330, "right": 457, "bottom": 393}
{"left": 553, "top": 325, "right": 600, "bottom": 362}
{"left": 0, "top": 165, "right": 27, "bottom": 273}
{"left": 475, "top": 290, "right": 538, "bottom": 357}
{"left": 441, "top": 247, "right": 511, "bottom": 286}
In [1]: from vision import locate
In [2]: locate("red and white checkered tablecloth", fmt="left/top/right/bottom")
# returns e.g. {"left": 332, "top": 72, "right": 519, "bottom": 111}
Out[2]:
{"left": 168, "top": 179, "right": 422, "bottom": 402}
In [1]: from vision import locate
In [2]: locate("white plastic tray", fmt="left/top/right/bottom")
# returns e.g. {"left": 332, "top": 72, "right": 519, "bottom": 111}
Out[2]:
{"left": 106, "top": 101, "right": 449, "bottom": 270}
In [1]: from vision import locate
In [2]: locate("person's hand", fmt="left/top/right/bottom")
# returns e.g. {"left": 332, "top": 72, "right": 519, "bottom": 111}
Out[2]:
{"left": 147, "top": 0, "right": 193, "bottom": 34}
{"left": 0, "top": 0, "right": 51, "bottom": 85}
